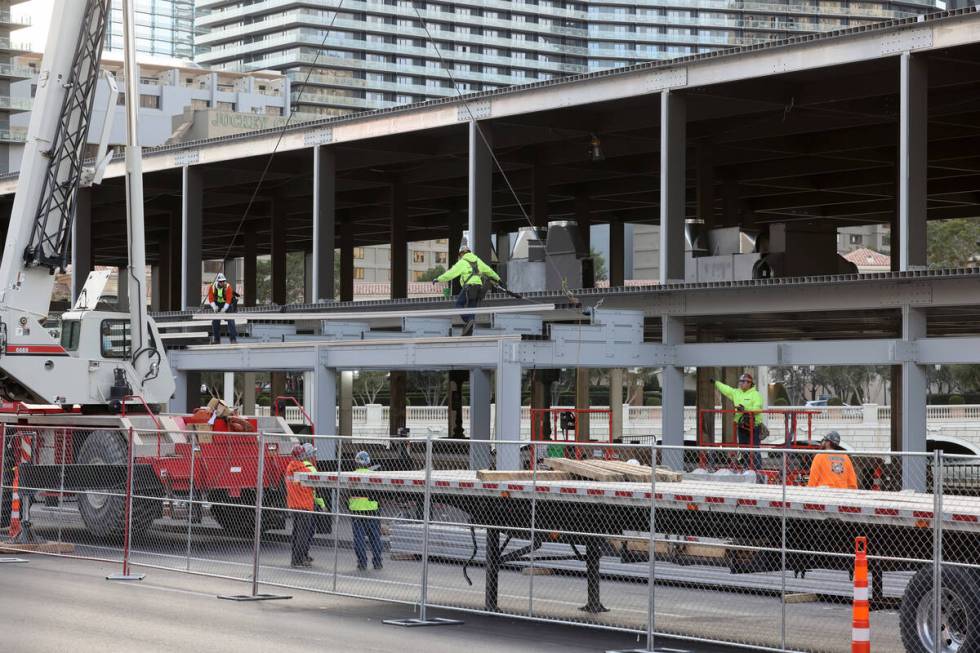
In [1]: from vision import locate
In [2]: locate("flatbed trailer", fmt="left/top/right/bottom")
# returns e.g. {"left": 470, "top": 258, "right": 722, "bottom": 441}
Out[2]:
{"left": 301, "top": 469, "right": 980, "bottom": 652}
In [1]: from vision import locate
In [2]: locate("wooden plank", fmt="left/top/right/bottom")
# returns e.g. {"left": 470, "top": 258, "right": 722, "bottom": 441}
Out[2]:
{"left": 0, "top": 541, "right": 75, "bottom": 555}
{"left": 542, "top": 457, "right": 625, "bottom": 482}
{"left": 587, "top": 459, "right": 652, "bottom": 481}
{"left": 476, "top": 470, "right": 573, "bottom": 481}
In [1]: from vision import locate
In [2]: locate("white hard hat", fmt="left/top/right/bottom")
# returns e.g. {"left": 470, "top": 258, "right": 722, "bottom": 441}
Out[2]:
{"left": 215, "top": 273, "right": 226, "bottom": 282}
{"left": 355, "top": 450, "right": 371, "bottom": 466}
{"left": 626, "top": 459, "right": 640, "bottom": 466}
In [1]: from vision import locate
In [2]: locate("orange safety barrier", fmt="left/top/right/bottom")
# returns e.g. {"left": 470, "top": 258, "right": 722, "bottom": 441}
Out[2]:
{"left": 852, "top": 536, "right": 871, "bottom": 653}
{"left": 8, "top": 467, "right": 21, "bottom": 540}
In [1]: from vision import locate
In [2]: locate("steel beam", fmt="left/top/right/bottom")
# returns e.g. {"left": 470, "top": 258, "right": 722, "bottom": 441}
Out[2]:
{"left": 181, "top": 166, "right": 202, "bottom": 310}
{"left": 312, "top": 146, "right": 336, "bottom": 302}
{"left": 660, "top": 90, "right": 686, "bottom": 284}
{"left": 899, "top": 52, "right": 928, "bottom": 271}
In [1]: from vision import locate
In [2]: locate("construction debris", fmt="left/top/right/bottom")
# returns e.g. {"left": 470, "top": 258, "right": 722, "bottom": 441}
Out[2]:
{"left": 0, "top": 541, "right": 75, "bottom": 555}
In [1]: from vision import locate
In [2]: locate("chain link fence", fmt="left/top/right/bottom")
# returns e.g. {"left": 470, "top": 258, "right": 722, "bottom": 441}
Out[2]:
{"left": 2, "top": 425, "right": 976, "bottom": 652}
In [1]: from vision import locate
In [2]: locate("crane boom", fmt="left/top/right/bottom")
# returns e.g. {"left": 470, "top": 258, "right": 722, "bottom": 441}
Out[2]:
{"left": 0, "top": 0, "right": 173, "bottom": 407}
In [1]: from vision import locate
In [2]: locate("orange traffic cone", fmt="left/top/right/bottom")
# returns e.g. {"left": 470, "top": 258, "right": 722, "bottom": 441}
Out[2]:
{"left": 852, "top": 536, "right": 871, "bottom": 653}
{"left": 7, "top": 467, "right": 21, "bottom": 540}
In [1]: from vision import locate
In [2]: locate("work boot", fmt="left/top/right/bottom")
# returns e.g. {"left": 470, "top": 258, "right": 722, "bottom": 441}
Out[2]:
{"left": 373, "top": 561, "right": 383, "bottom": 570}
{"left": 229, "top": 338, "right": 238, "bottom": 345}
{"left": 210, "top": 338, "right": 220, "bottom": 345}
{"left": 461, "top": 321, "right": 474, "bottom": 337}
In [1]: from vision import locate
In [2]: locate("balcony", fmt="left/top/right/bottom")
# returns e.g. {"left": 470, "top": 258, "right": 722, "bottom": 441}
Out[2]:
{"left": 0, "top": 96, "right": 33, "bottom": 112}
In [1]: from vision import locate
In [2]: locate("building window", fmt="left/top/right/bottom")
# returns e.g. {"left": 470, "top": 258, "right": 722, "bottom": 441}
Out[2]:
{"left": 354, "top": 267, "right": 365, "bottom": 280}
{"left": 435, "top": 252, "right": 447, "bottom": 265}
{"left": 412, "top": 270, "right": 425, "bottom": 281}
{"left": 139, "top": 94, "right": 160, "bottom": 109}
{"left": 191, "top": 98, "right": 209, "bottom": 109}
{"left": 412, "top": 250, "right": 426, "bottom": 263}
{"left": 353, "top": 247, "right": 365, "bottom": 259}
{"left": 849, "top": 234, "right": 863, "bottom": 245}
{"left": 217, "top": 101, "right": 234, "bottom": 112}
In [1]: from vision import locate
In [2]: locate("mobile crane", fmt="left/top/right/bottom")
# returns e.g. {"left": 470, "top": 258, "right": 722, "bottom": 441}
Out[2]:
{"left": 0, "top": 0, "right": 297, "bottom": 540}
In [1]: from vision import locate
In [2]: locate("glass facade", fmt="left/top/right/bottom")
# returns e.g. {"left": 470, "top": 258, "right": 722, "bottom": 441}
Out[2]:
{"left": 105, "top": 0, "right": 195, "bottom": 60}
{"left": 194, "top": 0, "right": 940, "bottom": 117}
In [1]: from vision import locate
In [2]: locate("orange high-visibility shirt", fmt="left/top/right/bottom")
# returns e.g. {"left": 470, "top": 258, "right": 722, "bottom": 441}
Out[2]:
{"left": 807, "top": 452, "right": 858, "bottom": 489}
{"left": 285, "top": 459, "right": 314, "bottom": 510}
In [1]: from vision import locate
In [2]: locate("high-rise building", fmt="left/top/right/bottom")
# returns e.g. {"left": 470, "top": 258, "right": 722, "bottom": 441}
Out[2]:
{"left": 195, "top": 0, "right": 940, "bottom": 117}
{"left": 105, "top": 0, "right": 195, "bottom": 60}
{"left": 0, "top": 2, "right": 32, "bottom": 173}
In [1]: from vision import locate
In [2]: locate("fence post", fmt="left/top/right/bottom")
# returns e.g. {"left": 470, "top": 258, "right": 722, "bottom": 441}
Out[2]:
{"left": 218, "top": 431, "right": 290, "bottom": 601}
{"left": 184, "top": 431, "right": 197, "bottom": 571}
{"left": 107, "top": 427, "right": 144, "bottom": 581}
{"left": 384, "top": 432, "right": 461, "bottom": 627}
{"left": 0, "top": 427, "right": 24, "bottom": 564}
{"left": 780, "top": 449, "right": 788, "bottom": 651}
{"left": 933, "top": 450, "right": 943, "bottom": 653}
{"left": 647, "top": 440, "right": 657, "bottom": 651}
{"left": 528, "top": 440, "right": 538, "bottom": 617}
{"left": 332, "top": 436, "right": 343, "bottom": 592}
{"left": 56, "top": 429, "right": 68, "bottom": 549}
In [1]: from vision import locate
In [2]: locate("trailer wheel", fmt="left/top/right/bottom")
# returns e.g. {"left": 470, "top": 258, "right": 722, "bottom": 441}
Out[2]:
{"left": 900, "top": 565, "right": 980, "bottom": 653}
{"left": 76, "top": 430, "right": 159, "bottom": 541}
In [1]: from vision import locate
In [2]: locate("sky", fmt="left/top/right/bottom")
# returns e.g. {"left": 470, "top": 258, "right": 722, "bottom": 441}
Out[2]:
{"left": 14, "top": 1, "right": 54, "bottom": 52}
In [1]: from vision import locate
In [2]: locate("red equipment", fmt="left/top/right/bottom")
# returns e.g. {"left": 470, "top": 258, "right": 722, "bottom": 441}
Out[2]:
{"left": 530, "top": 408, "right": 613, "bottom": 464}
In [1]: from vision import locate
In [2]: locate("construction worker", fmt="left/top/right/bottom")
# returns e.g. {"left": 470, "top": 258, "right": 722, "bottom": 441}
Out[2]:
{"left": 207, "top": 272, "right": 238, "bottom": 345}
{"left": 301, "top": 443, "right": 327, "bottom": 540}
{"left": 285, "top": 443, "right": 324, "bottom": 567}
{"left": 350, "top": 450, "right": 383, "bottom": 571}
{"left": 709, "top": 373, "right": 765, "bottom": 470}
{"left": 807, "top": 431, "right": 857, "bottom": 489}
{"left": 434, "top": 243, "right": 500, "bottom": 336}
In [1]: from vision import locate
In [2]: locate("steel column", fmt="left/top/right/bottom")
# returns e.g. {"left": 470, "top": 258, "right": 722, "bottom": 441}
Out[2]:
{"left": 71, "top": 187, "right": 92, "bottom": 303}
{"left": 271, "top": 191, "right": 287, "bottom": 305}
{"left": 243, "top": 229, "right": 256, "bottom": 307}
{"left": 468, "top": 121, "right": 492, "bottom": 256}
{"left": 181, "top": 165, "right": 202, "bottom": 310}
{"left": 391, "top": 183, "right": 407, "bottom": 300}
{"left": 609, "top": 219, "right": 625, "bottom": 287}
{"left": 899, "top": 52, "right": 928, "bottom": 271}
{"left": 312, "top": 146, "right": 336, "bottom": 302}
{"left": 494, "top": 347, "right": 522, "bottom": 471}
{"left": 314, "top": 363, "right": 337, "bottom": 460}
{"left": 339, "top": 218, "right": 354, "bottom": 303}
{"left": 660, "top": 90, "right": 686, "bottom": 284}
{"left": 661, "top": 316, "right": 685, "bottom": 470}
{"left": 901, "top": 306, "right": 927, "bottom": 490}
{"left": 469, "top": 369, "right": 492, "bottom": 470}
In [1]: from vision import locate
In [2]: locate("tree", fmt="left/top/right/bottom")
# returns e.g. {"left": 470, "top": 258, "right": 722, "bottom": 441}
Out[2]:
{"left": 417, "top": 265, "right": 446, "bottom": 282}
{"left": 927, "top": 218, "right": 980, "bottom": 269}
{"left": 354, "top": 371, "right": 387, "bottom": 405}
{"left": 590, "top": 248, "right": 607, "bottom": 282}
{"left": 254, "top": 253, "right": 307, "bottom": 304}
{"left": 411, "top": 371, "right": 447, "bottom": 406}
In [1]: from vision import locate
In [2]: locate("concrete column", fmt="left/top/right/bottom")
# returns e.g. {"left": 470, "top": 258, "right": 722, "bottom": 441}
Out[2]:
{"left": 661, "top": 316, "right": 685, "bottom": 470}
{"left": 898, "top": 53, "right": 928, "bottom": 271}
{"left": 901, "top": 306, "right": 927, "bottom": 491}
{"left": 243, "top": 228, "right": 257, "bottom": 307}
{"left": 609, "top": 219, "right": 625, "bottom": 287}
{"left": 470, "top": 369, "right": 492, "bottom": 469}
{"left": 181, "top": 166, "right": 203, "bottom": 310}
{"left": 531, "top": 163, "right": 549, "bottom": 228}
{"left": 313, "top": 364, "right": 337, "bottom": 460}
{"left": 390, "top": 184, "right": 407, "bottom": 300}
{"left": 71, "top": 187, "right": 92, "bottom": 302}
{"left": 339, "top": 218, "right": 354, "bottom": 302}
{"left": 389, "top": 371, "right": 406, "bottom": 435}
{"left": 660, "top": 90, "right": 686, "bottom": 284}
{"left": 271, "top": 372, "right": 286, "bottom": 405}
{"left": 339, "top": 370, "right": 353, "bottom": 436}
{"left": 271, "top": 194, "right": 287, "bottom": 305}
{"left": 312, "top": 146, "right": 336, "bottom": 301}
{"left": 494, "top": 357, "right": 522, "bottom": 471}
{"left": 242, "top": 372, "right": 256, "bottom": 414}
{"left": 468, "top": 120, "right": 492, "bottom": 256}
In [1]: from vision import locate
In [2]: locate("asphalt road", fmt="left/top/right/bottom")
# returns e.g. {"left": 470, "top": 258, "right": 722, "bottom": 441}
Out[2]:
{"left": 2, "top": 555, "right": 744, "bottom": 653}
{"left": 15, "top": 504, "right": 910, "bottom": 653}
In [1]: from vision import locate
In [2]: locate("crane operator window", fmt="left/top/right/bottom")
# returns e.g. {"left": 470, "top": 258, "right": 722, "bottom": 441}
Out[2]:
{"left": 100, "top": 320, "right": 131, "bottom": 359}
{"left": 60, "top": 320, "right": 80, "bottom": 352}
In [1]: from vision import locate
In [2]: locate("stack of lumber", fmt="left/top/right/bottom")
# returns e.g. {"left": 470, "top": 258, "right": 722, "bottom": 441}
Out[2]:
{"left": 541, "top": 457, "right": 682, "bottom": 483}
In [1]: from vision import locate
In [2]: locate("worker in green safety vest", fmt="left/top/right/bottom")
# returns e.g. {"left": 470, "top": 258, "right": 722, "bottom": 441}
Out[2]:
{"left": 434, "top": 243, "right": 500, "bottom": 336}
{"left": 350, "top": 450, "right": 383, "bottom": 570}
{"left": 710, "top": 372, "right": 765, "bottom": 470}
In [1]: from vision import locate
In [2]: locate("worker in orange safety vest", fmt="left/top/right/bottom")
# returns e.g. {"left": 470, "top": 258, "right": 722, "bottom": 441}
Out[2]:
{"left": 285, "top": 443, "right": 324, "bottom": 567}
{"left": 207, "top": 273, "right": 239, "bottom": 345}
{"left": 807, "top": 431, "right": 858, "bottom": 489}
